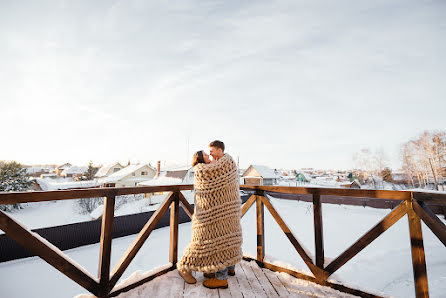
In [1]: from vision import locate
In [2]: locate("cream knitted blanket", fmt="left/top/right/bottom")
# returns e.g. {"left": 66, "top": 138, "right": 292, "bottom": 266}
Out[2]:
{"left": 177, "top": 154, "right": 243, "bottom": 273}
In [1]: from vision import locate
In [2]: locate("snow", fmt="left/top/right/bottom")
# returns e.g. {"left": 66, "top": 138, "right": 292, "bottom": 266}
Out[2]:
{"left": 245, "top": 165, "right": 280, "bottom": 179}
{"left": 0, "top": 196, "right": 444, "bottom": 297}
{"left": 61, "top": 166, "right": 88, "bottom": 176}
{"left": 36, "top": 178, "right": 102, "bottom": 191}
{"left": 0, "top": 200, "right": 92, "bottom": 234}
{"left": 137, "top": 176, "right": 182, "bottom": 186}
{"left": 100, "top": 164, "right": 153, "bottom": 183}
{"left": 95, "top": 163, "right": 123, "bottom": 178}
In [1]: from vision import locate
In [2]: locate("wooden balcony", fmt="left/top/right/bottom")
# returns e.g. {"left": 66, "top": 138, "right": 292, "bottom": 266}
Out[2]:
{"left": 0, "top": 185, "right": 445, "bottom": 297}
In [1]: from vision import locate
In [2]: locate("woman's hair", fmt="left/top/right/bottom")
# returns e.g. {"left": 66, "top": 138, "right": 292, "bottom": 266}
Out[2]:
{"left": 192, "top": 150, "right": 205, "bottom": 166}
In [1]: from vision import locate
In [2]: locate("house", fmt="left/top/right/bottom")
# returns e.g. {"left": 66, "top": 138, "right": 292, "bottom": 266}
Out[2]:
{"left": 60, "top": 166, "right": 88, "bottom": 178}
{"left": 55, "top": 163, "right": 72, "bottom": 176}
{"left": 100, "top": 164, "right": 156, "bottom": 187}
{"left": 295, "top": 172, "right": 311, "bottom": 183}
{"left": 95, "top": 162, "right": 124, "bottom": 178}
{"left": 242, "top": 165, "right": 279, "bottom": 186}
{"left": 339, "top": 180, "right": 361, "bottom": 189}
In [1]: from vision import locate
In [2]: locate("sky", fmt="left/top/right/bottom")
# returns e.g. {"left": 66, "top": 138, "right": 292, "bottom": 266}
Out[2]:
{"left": 1, "top": 0, "right": 445, "bottom": 170}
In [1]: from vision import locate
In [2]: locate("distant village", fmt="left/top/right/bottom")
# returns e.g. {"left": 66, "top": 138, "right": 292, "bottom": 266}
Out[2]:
{"left": 22, "top": 161, "right": 429, "bottom": 193}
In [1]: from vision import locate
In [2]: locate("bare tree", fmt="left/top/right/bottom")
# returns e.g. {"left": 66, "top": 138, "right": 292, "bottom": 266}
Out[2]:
{"left": 401, "top": 131, "right": 446, "bottom": 190}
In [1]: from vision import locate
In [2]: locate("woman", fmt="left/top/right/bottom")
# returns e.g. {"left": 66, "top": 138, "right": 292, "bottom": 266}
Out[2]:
{"left": 191, "top": 150, "right": 211, "bottom": 167}
{"left": 177, "top": 150, "right": 242, "bottom": 289}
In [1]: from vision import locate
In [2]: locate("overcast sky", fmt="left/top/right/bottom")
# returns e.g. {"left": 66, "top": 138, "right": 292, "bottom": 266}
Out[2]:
{"left": 1, "top": 0, "right": 445, "bottom": 170}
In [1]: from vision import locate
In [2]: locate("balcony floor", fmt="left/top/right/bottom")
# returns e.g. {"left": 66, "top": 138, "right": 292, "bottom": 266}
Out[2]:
{"left": 117, "top": 260, "right": 357, "bottom": 297}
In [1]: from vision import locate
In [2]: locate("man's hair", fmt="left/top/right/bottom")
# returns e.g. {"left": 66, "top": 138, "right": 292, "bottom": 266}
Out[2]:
{"left": 209, "top": 140, "right": 225, "bottom": 152}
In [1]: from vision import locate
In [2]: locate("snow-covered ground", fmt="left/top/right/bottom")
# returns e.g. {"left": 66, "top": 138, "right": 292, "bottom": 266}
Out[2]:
{"left": 0, "top": 195, "right": 444, "bottom": 297}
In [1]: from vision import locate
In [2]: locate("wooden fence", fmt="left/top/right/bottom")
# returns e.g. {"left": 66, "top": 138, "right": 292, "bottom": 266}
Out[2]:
{"left": 0, "top": 185, "right": 445, "bottom": 297}
{"left": 240, "top": 185, "right": 446, "bottom": 298}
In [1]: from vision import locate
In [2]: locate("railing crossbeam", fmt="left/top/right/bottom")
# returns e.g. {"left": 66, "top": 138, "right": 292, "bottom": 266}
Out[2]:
{"left": 108, "top": 192, "right": 174, "bottom": 291}
{"left": 325, "top": 201, "right": 409, "bottom": 276}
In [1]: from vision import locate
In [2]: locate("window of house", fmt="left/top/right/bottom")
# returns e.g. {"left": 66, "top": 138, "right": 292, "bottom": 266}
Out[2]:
{"left": 113, "top": 168, "right": 120, "bottom": 172}
{"left": 141, "top": 171, "right": 147, "bottom": 176}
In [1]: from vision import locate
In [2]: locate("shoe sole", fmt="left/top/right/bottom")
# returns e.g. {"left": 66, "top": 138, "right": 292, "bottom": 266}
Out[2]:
{"left": 203, "top": 283, "right": 228, "bottom": 289}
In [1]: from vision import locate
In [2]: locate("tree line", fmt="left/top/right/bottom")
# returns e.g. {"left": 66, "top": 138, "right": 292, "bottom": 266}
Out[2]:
{"left": 353, "top": 130, "right": 446, "bottom": 190}
{"left": 401, "top": 131, "right": 445, "bottom": 190}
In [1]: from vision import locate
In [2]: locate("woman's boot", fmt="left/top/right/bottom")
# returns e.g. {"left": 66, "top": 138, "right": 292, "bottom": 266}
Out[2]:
{"left": 179, "top": 270, "right": 197, "bottom": 284}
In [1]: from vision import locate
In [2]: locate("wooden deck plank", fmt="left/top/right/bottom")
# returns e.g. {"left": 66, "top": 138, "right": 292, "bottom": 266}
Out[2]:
{"left": 262, "top": 268, "right": 290, "bottom": 297}
{"left": 247, "top": 261, "right": 280, "bottom": 297}
{"left": 227, "top": 275, "right": 243, "bottom": 298}
{"left": 112, "top": 261, "right": 359, "bottom": 297}
{"left": 186, "top": 272, "right": 219, "bottom": 298}
{"left": 235, "top": 263, "right": 254, "bottom": 297}
{"left": 218, "top": 286, "right": 233, "bottom": 298}
{"left": 141, "top": 270, "right": 183, "bottom": 297}
{"left": 240, "top": 261, "right": 268, "bottom": 297}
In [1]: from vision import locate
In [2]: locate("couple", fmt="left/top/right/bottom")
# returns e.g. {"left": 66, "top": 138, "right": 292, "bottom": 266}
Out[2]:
{"left": 177, "top": 140, "right": 243, "bottom": 289}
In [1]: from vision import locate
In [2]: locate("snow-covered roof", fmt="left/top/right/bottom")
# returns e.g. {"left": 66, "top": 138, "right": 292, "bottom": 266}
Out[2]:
{"left": 95, "top": 162, "right": 123, "bottom": 178}
{"left": 137, "top": 176, "right": 182, "bottom": 186}
{"left": 101, "top": 164, "right": 155, "bottom": 183}
{"left": 244, "top": 165, "right": 279, "bottom": 179}
{"left": 57, "top": 163, "right": 72, "bottom": 170}
{"left": 61, "top": 166, "right": 87, "bottom": 175}
{"left": 36, "top": 179, "right": 101, "bottom": 191}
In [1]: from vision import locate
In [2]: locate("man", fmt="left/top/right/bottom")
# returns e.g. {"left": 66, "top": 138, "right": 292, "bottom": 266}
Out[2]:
{"left": 209, "top": 140, "right": 225, "bottom": 162}
{"left": 202, "top": 140, "right": 239, "bottom": 289}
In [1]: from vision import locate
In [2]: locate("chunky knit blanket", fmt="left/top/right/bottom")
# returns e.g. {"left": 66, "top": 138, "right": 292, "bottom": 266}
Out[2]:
{"left": 177, "top": 154, "right": 243, "bottom": 273}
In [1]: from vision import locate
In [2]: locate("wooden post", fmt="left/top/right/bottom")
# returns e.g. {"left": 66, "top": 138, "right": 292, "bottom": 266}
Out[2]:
{"left": 407, "top": 198, "right": 429, "bottom": 298}
{"left": 256, "top": 194, "right": 265, "bottom": 262}
{"left": 313, "top": 193, "right": 324, "bottom": 270}
{"left": 169, "top": 191, "right": 180, "bottom": 265}
{"left": 98, "top": 195, "right": 115, "bottom": 296}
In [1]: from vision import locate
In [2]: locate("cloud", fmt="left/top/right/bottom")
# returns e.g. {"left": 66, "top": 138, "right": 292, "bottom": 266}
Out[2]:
{"left": 1, "top": 0, "right": 445, "bottom": 169}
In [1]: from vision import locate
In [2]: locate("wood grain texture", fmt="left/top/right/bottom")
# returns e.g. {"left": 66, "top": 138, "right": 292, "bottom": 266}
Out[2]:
{"left": 256, "top": 196, "right": 265, "bottom": 262}
{"left": 0, "top": 184, "right": 194, "bottom": 204}
{"left": 98, "top": 195, "right": 116, "bottom": 296}
{"left": 247, "top": 260, "right": 280, "bottom": 297}
{"left": 106, "top": 264, "right": 175, "bottom": 297}
{"left": 178, "top": 191, "right": 194, "bottom": 219}
{"left": 243, "top": 256, "right": 380, "bottom": 298}
{"left": 109, "top": 192, "right": 174, "bottom": 290}
{"left": 0, "top": 210, "right": 100, "bottom": 295}
{"left": 413, "top": 200, "right": 446, "bottom": 247}
{"left": 241, "top": 185, "right": 412, "bottom": 200}
{"left": 325, "top": 201, "right": 409, "bottom": 276}
{"left": 241, "top": 194, "right": 256, "bottom": 217}
{"left": 258, "top": 195, "right": 325, "bottom": 280}
{"left": 407, "top": 200, "right": 429, "bottom": 298}
{"left": 240, "top": 260, "right": 267, "bottom": 297}
{"left": 313, "top": 193, "right": 324, "bottom": 270}
{"left": 169, "top": 192, "right": 180, "bottom": 265}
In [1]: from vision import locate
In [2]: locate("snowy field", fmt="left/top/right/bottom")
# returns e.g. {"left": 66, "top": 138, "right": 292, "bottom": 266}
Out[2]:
{"left": 0, "top": 195, "right": 445, "bottom": 297}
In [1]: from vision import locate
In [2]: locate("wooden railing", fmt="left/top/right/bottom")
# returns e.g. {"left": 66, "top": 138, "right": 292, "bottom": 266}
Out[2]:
{"left": 0, "top": 185, "right": 445, "bottom": 297}
{"left": 240, "top": 185, "right": 446, "bottom": 298}
{"left": 0, "top": 185, "right": 194, "bottom": 297}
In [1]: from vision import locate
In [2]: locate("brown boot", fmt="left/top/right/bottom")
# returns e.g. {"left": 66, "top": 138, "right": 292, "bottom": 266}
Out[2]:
{"left": 203, "top": 278, "right": 228, "bottom": 289}
{"left": 228, "top": 268, "right": 235, "bottom": 276}
{"left": 179, "top": 270, "right": 196, "bottom": 284}
{"left": 203, "top": 272, "right": 216, "bottom": 278}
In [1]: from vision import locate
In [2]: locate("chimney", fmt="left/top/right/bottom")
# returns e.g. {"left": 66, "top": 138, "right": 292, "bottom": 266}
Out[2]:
{"left": 156, "top": 161, "right": 161, "bottom": 177}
